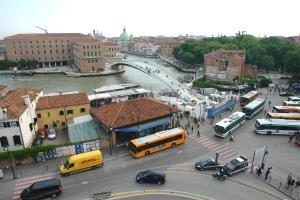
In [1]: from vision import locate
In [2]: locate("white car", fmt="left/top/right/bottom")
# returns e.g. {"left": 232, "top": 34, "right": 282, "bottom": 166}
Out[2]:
{"left": 48, "top": 129, "right": 57, "bottom": 140}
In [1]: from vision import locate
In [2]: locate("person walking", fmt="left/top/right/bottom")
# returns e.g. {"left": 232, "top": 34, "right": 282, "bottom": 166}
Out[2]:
{"left": 289, "top": 135, "right": 293, "bottom": 143}
{"left": 197, "top": 130, "right": 200, "bottom": 137}
{"left": 268, "top": 100, "right": 271, "bottom": 108}
{"left": 191, "top": 126, "right": 194, "bottom": 132}
{"left": 265, "top": 164, "right": 272, "bottom": 180}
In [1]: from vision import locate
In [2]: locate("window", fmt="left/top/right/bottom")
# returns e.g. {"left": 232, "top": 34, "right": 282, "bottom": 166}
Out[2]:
{"left": 67, "top": 110, "right": 73, "bottom": 115}
{"left": 62, "top": 122, "right": 66, "bottom": 126}
{"left": 80, "top": 108, "right": 86, "bottom": 113}
{"left": 44, "top": 50, "right": 46, "bottom": 54}
{"left": 47, "top": 112, "right": 50, "bottom": 117}
{"left": 52, "top": 122, "right": 57, "bottom": 128}
{"left": 56, "top": 50, "right": 58, "bottom": 54}
{"left": 88, "top": 60, "right": 90, "bottom": 63}
{"left": 59, "top": 111, "right": 64, "bottom": 116}
{"left": 44, "top": 124, "right": 48, "bottom": 129}
{"left": 84, "top": 52, "right": 86, "bottom": 56}
{"left": 50, "top": 50, "right": 52, "bottom": 54}
{"left": 29, "top": 123, "right": 33, "bottom": 131}
{"left": 0, "top": 137, "right": 9, "bottom": 147}
{"left": 13, "top": 135, "right": 22, "bottom": 146}
{"left": 11, "top": 121, "right": 18, "bottom": 127}
{"left": 62, "top": 49, "right": 64, "bottom": 53}
{"left": 0, "top": 122, "right": 3, "bottom": 128}
{"left": 3, "top": 122, "right": 11, "bottom": 128}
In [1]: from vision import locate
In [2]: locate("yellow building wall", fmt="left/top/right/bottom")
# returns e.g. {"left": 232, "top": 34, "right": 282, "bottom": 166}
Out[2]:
{"left": 36, "top": 104, "right": 90, "bottom": 130}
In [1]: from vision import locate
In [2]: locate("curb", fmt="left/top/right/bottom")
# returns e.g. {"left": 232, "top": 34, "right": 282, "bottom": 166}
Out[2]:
{"left": 109, "top": 189, "right": 216, "bottom": 200}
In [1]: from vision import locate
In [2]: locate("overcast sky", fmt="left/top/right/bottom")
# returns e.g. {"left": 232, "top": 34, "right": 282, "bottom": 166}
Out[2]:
{"left": 1, "top": 0, "right": 299, "bottom": 39}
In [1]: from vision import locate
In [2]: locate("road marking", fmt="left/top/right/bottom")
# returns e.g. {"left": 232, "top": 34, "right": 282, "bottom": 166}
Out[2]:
{"left": 205, "top": 142, "right": 220, "bottom": 148}
{"left": 81, "top": 181, "right": 88, "bottom": 185}
{"left": 219, "top": 149, "right": 235, "bottom": 157}
{"left": 210, "top": 145, "right": 227, "bottom": 151}
{"left": 223, "top": 151, "right": 239, "bottom": 159}
{"left": 201, "top": 140, "right": 216, "bottom": 146}
{"left": 195, "top": 137, "right": 210, "bottom": 142}
{"left": 177, "top": 150, "right": 183, "bottom": 154}
{"left": 214, "top": 146, "right": 229, "bottom": 153}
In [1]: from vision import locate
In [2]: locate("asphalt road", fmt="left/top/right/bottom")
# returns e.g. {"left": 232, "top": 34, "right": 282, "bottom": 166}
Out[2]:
{"left": 0, "top": 91, "right": 297, "bottom": 200}
{"left": 116, "top": 195, "right": 196, "bottom": 200}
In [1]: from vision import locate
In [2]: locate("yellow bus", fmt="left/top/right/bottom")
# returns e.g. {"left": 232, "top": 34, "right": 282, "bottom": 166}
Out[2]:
{"left": 240, "top": 91, "right": 259, "bottom": 106}
{"left": 266, "top": 112, "right": 300, "bottom": 120}
{"left": 272, "top": 106, "right": 300, "bottom": 113}
{"left": 129, "top": 128, "right": 187, "bottom": 159}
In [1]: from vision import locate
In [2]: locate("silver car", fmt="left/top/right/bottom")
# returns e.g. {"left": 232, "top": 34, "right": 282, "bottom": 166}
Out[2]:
{"left": 48, "top": 129, "right": 57, "bottom": 140}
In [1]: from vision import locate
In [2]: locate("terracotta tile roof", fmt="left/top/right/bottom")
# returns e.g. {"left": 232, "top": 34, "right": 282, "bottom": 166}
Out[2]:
{"left": 36, "top": 93, "right": 89, "bottom": 110}
{"left": 0, "top": 88, "right": 42, "bottom": 118}
{"left": 5, "top": 33, "right": 85, "bottom": 39}
{"left": 74, "top": 37, "right": 103, "bottom": 44}
{"left": 91, "top": 97, "right": 180, "bottom": 129}
{"left": 0, "top": 85, "right": 8, "bottom": 91}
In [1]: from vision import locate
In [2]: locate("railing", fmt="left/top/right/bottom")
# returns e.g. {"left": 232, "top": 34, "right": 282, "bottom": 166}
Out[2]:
{"left": 252, "top": 172, "right": 300, "bottom": 200}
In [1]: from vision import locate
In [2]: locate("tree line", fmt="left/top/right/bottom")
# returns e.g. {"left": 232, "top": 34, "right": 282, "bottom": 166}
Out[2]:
{"left": 0, "top": 59, "right": 39, "bottom": 70}
{"left": 172, "top": 32, "right": 300, "bottom": 77}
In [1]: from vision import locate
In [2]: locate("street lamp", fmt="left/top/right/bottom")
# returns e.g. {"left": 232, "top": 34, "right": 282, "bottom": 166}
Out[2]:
{"left": 109, "top": 128, "right": 113, "bottom": 155}
{"left": 3, "top": 146, "right": 16, "bottom": 179}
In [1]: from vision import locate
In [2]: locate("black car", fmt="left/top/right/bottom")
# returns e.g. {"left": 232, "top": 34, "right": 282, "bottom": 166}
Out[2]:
{"left": 195, "top": 158, "right": 222, "bottom": 171}
{"left": 32, "top": 138, "right": 43, "bottom": 147}
{"left": 136, "top": 170, "right": 166, "bottom": 185}
{"left": 20, "top": 178, "right": 62, "bottom": 200}
{"left": 222, "top": 155, "right": 248, "bottom": 176}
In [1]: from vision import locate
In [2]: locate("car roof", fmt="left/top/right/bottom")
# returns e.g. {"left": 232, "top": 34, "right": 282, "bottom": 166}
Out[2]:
{"left": 31, "top": 178, "right": 60, "bottom": 190}
{"left": 143, "top": 170, "right": 164, "bottom": 175}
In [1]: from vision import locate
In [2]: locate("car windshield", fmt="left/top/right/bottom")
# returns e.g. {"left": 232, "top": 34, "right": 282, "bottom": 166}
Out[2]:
{"left": 64, "top": 160, "right": 70, "bottom": 169}
{"left": 226, "top": 162, "right": 235, "bottom": 170}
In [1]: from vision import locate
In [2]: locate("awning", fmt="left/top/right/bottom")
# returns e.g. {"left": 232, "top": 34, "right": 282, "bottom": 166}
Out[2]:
{"left": 114, "top": 118, "right": 171, "bottom": 133}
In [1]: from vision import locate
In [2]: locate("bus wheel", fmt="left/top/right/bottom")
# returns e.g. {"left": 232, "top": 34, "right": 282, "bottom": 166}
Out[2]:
{"left": 145, "top": 151, "right": 150, "bottom": 156}
{"left": 172, "top": 143, "right": 177, "bottom": 148}
{"left": 267, "top": 131, "right": 272, "bottom": 135}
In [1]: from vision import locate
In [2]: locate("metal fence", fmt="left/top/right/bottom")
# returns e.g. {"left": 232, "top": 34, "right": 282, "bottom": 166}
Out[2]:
{"left": 253, "top": 172, "right": 300, "bottom": 200}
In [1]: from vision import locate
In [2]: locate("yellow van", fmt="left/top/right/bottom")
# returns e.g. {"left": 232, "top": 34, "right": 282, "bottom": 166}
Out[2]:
{"left": 59, "top": 150, "right": 103, "bottom": 176}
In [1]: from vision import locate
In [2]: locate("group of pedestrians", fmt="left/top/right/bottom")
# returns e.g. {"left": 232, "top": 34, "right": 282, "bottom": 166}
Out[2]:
{"left": 256, "top": 164, "right": 272, "bottom": 180}
{"left": 176, "top": 113, "right": 203, "bottom": 138}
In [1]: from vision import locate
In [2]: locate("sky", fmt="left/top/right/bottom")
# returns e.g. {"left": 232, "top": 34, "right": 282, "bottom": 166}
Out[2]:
{"left": 1, "top": 0, "right": 300, "bottom": 39}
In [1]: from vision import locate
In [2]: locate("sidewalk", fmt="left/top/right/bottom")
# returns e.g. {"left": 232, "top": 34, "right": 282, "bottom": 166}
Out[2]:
{"left": 0, "top": 146, "right": 128, "bottom": 183}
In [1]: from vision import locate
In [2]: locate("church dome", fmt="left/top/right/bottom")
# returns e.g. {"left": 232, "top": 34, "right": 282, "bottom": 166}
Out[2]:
{"left": 119, "top": 27, "right": 130, "bottom": 41}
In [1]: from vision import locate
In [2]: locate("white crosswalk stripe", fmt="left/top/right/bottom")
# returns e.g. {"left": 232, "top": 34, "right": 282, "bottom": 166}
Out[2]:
{"left": 12, "top": 172, "right": 57, "bottom": 200}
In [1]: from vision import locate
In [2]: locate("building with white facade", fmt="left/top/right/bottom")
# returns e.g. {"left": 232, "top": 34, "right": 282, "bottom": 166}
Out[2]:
{"left": 0, "top": 88, "right": 43, "bottom": 151}
{"left": 134, "top": 42, "right": 160, "bottom": 56}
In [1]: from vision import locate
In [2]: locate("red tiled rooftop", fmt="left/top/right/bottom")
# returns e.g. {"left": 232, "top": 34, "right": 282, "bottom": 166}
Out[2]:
{"left": 0, "top": 88, "right": 42, "bottom": 118}
{"left": 91, "top": 97, "right": 180, "bottom": 128}
{"left": 5, "top": 33, "right": 85, "bottom": 39}
{"left": 36, "top": 93, "right": 89, "bottom": 110}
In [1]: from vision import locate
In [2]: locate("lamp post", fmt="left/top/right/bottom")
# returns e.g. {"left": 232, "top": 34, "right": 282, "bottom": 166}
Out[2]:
{"left": 4, "top": 146, "right": 16, "bottom": 179}
{"left": 109, "top": 128, "right": 113, "bottom": 155}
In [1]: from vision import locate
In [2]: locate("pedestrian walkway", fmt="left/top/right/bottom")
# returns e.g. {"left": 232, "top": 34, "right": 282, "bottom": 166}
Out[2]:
{"left": 189, "top": 134, "right": 239, "bottom": 162}
{"left": 11, "top": 172, "right": 59, "bottom": 200}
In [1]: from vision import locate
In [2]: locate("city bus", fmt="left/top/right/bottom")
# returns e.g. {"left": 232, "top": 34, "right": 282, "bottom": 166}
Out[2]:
{"left": 287, "top": 96, "right": 300, "bottom": 102}
{"left": 272, "top": 106, "right": 300, "bottom": 113}
{"left": 255, "top": 119, "right": 300, "bottom": 136}
{"left": 128, "top": 128, "right": 187, "bottom": 159}
{"left": 214, "top": 112, "right": 246, "bottom": 138}
{"left": 242, "top": 98, "right": 265, "bottom": 119}
{"left": 266, "top": 112, "right": 300, "bottom": 120}
{"left": 282, "top": 101, "right": 300, "bottom": 107}
{"left": 240, "top": 91, "right": 259, "bottom": 106}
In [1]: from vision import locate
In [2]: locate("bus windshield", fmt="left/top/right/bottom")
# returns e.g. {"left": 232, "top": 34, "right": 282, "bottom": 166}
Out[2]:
{"left": 214, "top": 125, "right": 226, "bottom": 133}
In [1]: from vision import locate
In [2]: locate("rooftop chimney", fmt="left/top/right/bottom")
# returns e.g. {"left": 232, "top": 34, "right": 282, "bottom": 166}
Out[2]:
{"left": 58, "top": 90, "right": 63, "bottom": 95}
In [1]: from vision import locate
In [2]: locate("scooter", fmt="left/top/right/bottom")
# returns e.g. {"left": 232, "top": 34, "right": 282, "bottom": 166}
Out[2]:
{"left": 212, "top": 171, "right": 227, "bottom": 181}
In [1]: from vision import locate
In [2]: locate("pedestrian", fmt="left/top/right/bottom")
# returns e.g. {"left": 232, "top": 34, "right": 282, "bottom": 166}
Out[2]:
{"left": 229, "top": 135, "right": 234, "bottom": 142}
{"left": 264, "top": 109, "right": 267, "bottom": 116}
{"left": 268, "top": 100, "right": 271, "bottom": 107}
{"left": 265, "top": 165, "right": 272, "bottom": 180}
{"left": 185, "top": 124, "right": 187, "bottom": 130}
{"left": 289, "top": 135, "right": 293, "bottom": 143}
{"left": 256, "top": 166, "right": 262, "bottom": 177}
{"left": 187, "top": 122, "right": 190, "bottom": 128}
{"left": 191, "top": 126, "right": 194, "bottom": 132}
{"left": 197, "top": 122, "right": 200, "bottom": 129}
{"left": 197, "top": 130, "right": 200, "bottom": 137}
{"left": 287, "top": 173, "right": 293, "bottom": 186}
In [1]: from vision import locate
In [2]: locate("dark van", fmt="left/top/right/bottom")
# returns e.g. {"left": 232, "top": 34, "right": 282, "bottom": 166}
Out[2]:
{"left": 20, "top": 178, "right": 62, "bottom": 200}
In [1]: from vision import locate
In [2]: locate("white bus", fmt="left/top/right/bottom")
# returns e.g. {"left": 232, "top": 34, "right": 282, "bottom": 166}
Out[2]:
{"left": 242, "top": 98, "right": 265, "bottom": 119}
{"left": 255, "top": 119, "right": 300, "bottom": 136}
{"left": 214, "top": 112, "right": 246, "bottom": 138}
{"left": 282, "top": 101, "right": 300, "bottom": 107}
{"left": 240, "top": 91, "right": 259, "bottom": 106}
{"left": 287, "top": 96, "right": 300, "bottom": 102}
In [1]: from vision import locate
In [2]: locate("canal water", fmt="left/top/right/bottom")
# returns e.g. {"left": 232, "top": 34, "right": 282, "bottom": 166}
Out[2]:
{"left": 0, "top": 56, "right": 188, "bottom": 94}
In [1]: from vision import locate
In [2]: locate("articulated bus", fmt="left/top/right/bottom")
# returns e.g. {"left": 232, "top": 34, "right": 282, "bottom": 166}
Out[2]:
{"left": 266, "top": 112, "right": 300, "bottom": 120}
{"left": 129, "top": 128, "right": 187, "bottom": 158}
{"left": 255, "top": 119, "right": 300, "bottom": 136}
{"left": 214, "top": 112, "right": 246, "bottom": 138}
{"left": 282, "top": 101, "right": 300, "bottom": 107}
{"left": 242, "top": 98, "right": 265, "bottom": 119}
{"left": 272, "top": 106, "right": 300, "bottom": 113}
{"left": 240, "top": 91, "right": 259, "bottom": 106}
{"left": 287, "top": 96, "right": 300, "bottom": 102}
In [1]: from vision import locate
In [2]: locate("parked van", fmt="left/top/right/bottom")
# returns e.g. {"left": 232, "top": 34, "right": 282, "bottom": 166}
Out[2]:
{"left": 20, "top": 178, "right": 62, "bottom": 200}
{"left": 60, "top": 150, "right": 103, "bottom": 176}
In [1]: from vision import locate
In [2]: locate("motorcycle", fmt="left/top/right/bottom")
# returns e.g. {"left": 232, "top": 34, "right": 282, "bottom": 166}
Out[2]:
{"left": 212, "top": 171, "right": 227, "bottom": 181}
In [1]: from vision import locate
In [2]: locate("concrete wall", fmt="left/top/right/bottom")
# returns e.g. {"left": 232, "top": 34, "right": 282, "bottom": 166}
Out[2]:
{"left": 0, "top": 120, "right": 23, "bottom": 152}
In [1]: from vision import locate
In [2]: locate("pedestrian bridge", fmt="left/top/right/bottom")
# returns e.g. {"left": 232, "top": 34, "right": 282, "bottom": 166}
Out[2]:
{"left": 110, "top": 61, "right": 175, "bottom": 91}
